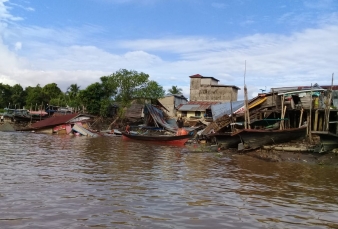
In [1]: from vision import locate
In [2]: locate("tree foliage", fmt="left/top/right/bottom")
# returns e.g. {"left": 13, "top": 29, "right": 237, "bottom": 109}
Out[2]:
{"left": 42, "top": 83, "right": 62, "bottom": 101}
{"left": 78, "top": 82, "right": 106, "bottom": 115}
{"left": 25, "top": 85, "right": 47, "bottom": 109}
{"left": 106, "top": 69, "right": 165, "bottom": 106}
{"left": 168, "top": 85, "right": 183, "bottom": 95}
{"left": 0, "top": 83, "right": 12, "bottom": 109}
{"left": 0, "top": 69, "right": 165, "bottom": 116}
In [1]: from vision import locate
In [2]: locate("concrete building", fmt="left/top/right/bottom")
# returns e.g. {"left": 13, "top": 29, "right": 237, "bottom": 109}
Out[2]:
{"left": 189, "top": 74, "right": 240, "bottom": 102}
{"left": 158, "top": 94, "right": 188, "bottom": 117}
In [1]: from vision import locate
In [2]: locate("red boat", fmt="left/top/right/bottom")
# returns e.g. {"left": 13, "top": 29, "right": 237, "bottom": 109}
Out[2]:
{"left": 121, "top": 131, "right": 191, "bottom": 145}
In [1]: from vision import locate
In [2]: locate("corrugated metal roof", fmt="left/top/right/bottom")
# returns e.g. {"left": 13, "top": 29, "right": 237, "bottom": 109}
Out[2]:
{"left": 211, "top": 101, "right": 244, "bottom": 120}
{"left": 178, "top": 101, "right": 220, "bottom": 111}
{"left": 31, "top": 113, "right": 82, "bottom": 129}
{"left": 210, "top": 95, "right": 268, "bottom": 120}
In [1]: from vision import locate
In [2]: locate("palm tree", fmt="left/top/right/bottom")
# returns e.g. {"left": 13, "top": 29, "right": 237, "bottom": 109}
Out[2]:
{"left": 168, "top": 86, "right": 183, "bottom": 95}
{"left": 66, "top": 84, "right": 80, "bottom": 99}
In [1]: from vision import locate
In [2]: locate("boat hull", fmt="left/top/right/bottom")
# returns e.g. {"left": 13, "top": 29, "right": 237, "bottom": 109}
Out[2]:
{"left": 122, "top": 132, "right": 190, "bottom": 145}
{"left": 236, "top": 126, "right": 307, "bottom": 150}
{"left": 315, "top": 132, "right": 338, "bottom": 153}
{"left": 207, "top": 133, "right": 241, "bottom": 149}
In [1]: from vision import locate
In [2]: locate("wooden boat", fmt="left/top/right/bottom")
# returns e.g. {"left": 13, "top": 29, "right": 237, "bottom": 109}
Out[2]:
{"left": 121, "top": 131, "right": 191, "bottom": 145}
{"left": 234, "top": 125, "right": 307, "bottom": 150}
{"left": 312, "top": 131, "right": 338, "bottom": 153}
{"left": 207, "top": 132, "right": 241, "bottom": 149}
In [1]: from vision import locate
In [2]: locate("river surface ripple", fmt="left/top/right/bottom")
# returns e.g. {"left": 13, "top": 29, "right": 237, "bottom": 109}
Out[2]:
{"left": 0, "top": 132, "right": 338, "bottom": 229}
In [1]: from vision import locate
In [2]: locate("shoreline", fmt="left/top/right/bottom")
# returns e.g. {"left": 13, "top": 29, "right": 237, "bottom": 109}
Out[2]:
{"left": 184, "top": 139, "right": 338, "bottom": 167}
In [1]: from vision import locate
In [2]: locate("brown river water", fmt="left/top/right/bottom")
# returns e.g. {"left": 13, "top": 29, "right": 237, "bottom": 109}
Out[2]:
{"left": 0, "top": 132, "right": 338, "bottom": 229}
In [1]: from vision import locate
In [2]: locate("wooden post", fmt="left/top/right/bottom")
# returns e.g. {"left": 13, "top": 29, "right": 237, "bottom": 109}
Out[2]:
{"left": 325, "top": 73, "right": 334, "bottom": 131}
{"left": 299, "top": 108, "right": 304, "bottom": 128}
{"left": 314, "top": 110, "right": 318, "bottom": 131}
{"left": 272, "top": 89, "right": 275, "bottom": 108}
{"left": 307, "top": 112, "right": 310, "bottom": 136}
{"left": 309, "top": 84, "right": 313, "bottom": 142}
{"left": 336, "top": 111, "right": 338, "bottom": 135}
{"left": 319, "top": 113, "right": 323, "bottom": 131}
{"left": 280, "top": 95, "right": 284, "bottom": 130}
{"left": 281, "top": 105, "right": 287, "bottom": 130}
{"left": 243, "top": 60, "right": 251, "bottom": 129}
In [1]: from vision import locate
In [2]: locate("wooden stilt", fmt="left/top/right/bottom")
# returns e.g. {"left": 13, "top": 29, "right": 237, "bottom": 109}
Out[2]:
{"left": 299, "top": 108, "right": 304, "bottom": 128}
{"left": 280, "top": 95, "right": 284, "bottom": 130}
{"left": 314, "top": 110, "right": 318, "bottom": 131}
{"left": 319, "top": 112, "right": 323, "bottom": 131}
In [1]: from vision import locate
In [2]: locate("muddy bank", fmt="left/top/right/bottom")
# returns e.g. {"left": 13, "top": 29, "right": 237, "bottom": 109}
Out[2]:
{"left": 184, "top": 138, "right": 338, "bottom": 167}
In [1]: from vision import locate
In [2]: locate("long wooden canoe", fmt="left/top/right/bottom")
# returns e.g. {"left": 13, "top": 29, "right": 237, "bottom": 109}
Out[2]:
{"left": 121, "top": 131, "right": 191, "bottom": 145}
{"left": 234, "top": 125, "right": 307, "bottom": 150}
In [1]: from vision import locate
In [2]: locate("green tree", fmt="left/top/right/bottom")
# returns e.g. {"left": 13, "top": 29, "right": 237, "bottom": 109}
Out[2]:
{"left": 0, "top": 83, "right": 12, "bottom": 109}
{"left": 168, "top": 85, "right": 183, "bottom": 95}
{"left": 11, "top": 84, "right": 26, "bottom": 109}
{"left": 25, "top": 85, "right": 47, "bottom": 110}
{"left": 42, "top": 83, "right": 62, "bottom": 102}
{"left": 66, "top": 84, "right": 80, "bottom": 100}
{"left": 107, "top": 69, "right": 165, "bottom": 106}
{"left": 135, "top": 80, "right": 165, "bottom": 99}
{"left": 65, "top": 84, "right": 82, "bottom": 108}
{"left": 78, "top": 82, "right": 106, "bottom": 115}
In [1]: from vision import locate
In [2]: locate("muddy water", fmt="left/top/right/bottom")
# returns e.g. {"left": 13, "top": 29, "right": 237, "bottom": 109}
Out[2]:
{"left": 0, "top": 132, "right": 337, "bottom": 229}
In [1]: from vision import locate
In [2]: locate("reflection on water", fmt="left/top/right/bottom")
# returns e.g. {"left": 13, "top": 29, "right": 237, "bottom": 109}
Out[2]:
{"left": 0, "top": 132, "right": 338, "bottom": 228}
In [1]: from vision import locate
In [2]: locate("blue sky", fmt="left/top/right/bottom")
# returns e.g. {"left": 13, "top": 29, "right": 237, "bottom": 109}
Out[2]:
{"left": 0, "top": 0, "right": 337, "bottom": 100}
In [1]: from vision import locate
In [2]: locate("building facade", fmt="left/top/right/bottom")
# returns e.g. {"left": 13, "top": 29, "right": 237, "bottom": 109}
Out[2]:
{"left": 189, "top": 74, "right": 240, "bottom": 102}
{"left": 158, "top": 94, "right": 188, "bottom": 117}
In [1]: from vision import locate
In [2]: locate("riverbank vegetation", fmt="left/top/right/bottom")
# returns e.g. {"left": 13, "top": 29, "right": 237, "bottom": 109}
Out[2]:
{"left": 0, "top": 69, "right": 165, "bottom": 117}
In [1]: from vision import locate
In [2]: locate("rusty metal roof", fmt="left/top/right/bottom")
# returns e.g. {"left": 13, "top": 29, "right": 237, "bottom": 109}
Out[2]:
{"left": 31, "top": 113, "right": 82, "bottom": 129}
{"left": 178, "top": 101, "right": 220, "bottom": 111}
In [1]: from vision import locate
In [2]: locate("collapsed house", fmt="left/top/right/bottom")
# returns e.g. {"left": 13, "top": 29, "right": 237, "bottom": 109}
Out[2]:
{"left": 201, "top": 83, "right": 338, "bottom": 144}
{"left": 30, "top": 113, "right": 96, "bottom": 135}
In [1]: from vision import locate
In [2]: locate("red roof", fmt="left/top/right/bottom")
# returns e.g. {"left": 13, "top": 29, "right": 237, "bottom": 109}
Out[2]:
{"left": 31, "top": 113, "right": 81, "bottom": 129}
{"left": 189, "top": 74, "right": 203, "bottom": 78}
{"left": 189, "top": 74, "right": 219, "bottom": 82}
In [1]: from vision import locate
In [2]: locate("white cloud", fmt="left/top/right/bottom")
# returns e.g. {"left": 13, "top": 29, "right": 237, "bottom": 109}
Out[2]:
{"left": 14, "top": 41, "right": 21, "bottom": 50}
{"left": 0, "top": 0, "right": 337, "bottom": 101}
{"left": 0, "top": 0, "right": 22, "bottom": 21}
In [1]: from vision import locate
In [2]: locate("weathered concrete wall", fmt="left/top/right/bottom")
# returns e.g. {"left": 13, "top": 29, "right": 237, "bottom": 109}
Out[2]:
{"left": 190, "top": 76, "right": 238, "bottom": 102}
{"left": 158, "top": 96, "right": 175, "bottom": 117}
{"left": 201, "top": 78, "right": 218, "bottom": 85}
{"left": 190, "top": 85, "right": 238, "bottom": 102}
{"left": 190, "top": 78, "right": 201, "bottom": 90}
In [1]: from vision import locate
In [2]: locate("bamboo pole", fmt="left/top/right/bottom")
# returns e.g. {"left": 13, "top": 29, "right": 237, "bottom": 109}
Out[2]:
{"left": 325, "top": 73, "right": 334, "bottom": 131}
{"left": 283, "top": 105, "right": 287, "bottom": 129}
{"left": 309, "top": 83, "right": 313, "bottom": 143}
{"left": 307, "top": 112, "right": 310, "bottom": 136}
{"left": 318, "top": 113, "right": 323, "bottom": 131}
{"left": 314, "top": 110, "right": 318, "bottom": 131}
{"left": 280, "top": 95, "right": 284, "bottom": 130}
{"left": 243, "top": 60, "right": 251, "bottom": 129}
{"left": 230, "top": 93, "right": 234, "bottom": 132}
{"left": 299, "top": 108, "right": 304, "bottom": 128}
{"left": 244, "top": 85, "right": 251, "bottom": 129}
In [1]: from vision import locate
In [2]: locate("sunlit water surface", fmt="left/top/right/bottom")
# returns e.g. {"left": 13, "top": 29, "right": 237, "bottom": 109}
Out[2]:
{"left": 0, "top": 132, "right": 338, "bottom": 229}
